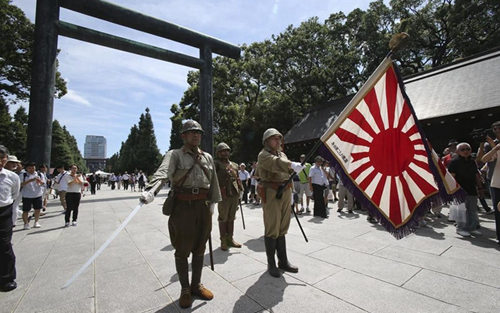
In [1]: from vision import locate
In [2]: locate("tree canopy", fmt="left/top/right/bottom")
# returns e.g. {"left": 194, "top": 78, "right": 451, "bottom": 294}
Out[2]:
{"left": 108, "top": 108, "right": 162, "bottom": 175}
{"left": 0, "top": 0, "right": 67, "bottom": 104}
{"left": 0, "top": 0, "right": 83, "bottom": 169}
{"left": 169, "top": 0, "right": 499, "bottom": 162}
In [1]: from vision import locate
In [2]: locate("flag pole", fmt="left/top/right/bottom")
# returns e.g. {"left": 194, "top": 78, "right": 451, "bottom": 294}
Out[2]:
{"left": 275, "top": 139, "right": 323, "bottom": 242}
{"left": 238, "top": 199, "right": 246, "bottom": 229}
{"left": 320, "top": 33, "right": 409, "bottom": 142}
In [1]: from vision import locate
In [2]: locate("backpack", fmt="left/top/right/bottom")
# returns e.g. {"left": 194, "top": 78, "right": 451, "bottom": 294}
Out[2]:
{"left": 21, "top": 171, "right": 43, "bottom": 190}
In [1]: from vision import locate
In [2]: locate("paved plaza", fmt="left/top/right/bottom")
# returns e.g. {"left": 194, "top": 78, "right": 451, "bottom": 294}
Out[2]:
{"left": 1, "top": 187, "right": 499, "bottom": 313}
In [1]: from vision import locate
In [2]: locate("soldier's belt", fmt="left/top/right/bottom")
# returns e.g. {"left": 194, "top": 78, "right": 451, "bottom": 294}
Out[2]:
{"left": 175, "top": 187, "right": 209, "bottom": 201}
{"left": 262, "top": 181, "right": 292, "bottom": 191}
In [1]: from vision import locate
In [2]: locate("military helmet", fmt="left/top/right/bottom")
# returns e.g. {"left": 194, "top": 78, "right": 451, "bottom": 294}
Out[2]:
{"left": 181, "top": 120, "right": 204, "bottom": 134}
{"left": 262, "top": 128, "right": 283, "bottom": 145}
{"left": 216, "top": 142, "right": 231, "bottom": 153}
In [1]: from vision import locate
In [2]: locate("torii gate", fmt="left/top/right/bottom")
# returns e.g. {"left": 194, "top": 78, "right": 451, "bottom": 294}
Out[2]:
{"left": 27, "top": 0, "right": 241, "bottom": 167}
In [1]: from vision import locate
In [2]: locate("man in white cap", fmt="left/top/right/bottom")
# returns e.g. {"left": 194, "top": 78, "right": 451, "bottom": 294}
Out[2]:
{"left": 238, "top": 163, "right": 250, "bottom": 204}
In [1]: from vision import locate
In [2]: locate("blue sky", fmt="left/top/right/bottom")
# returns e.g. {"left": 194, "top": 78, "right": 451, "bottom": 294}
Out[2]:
{"left": 13, "top": 0, "right": 376, "bottom": 156}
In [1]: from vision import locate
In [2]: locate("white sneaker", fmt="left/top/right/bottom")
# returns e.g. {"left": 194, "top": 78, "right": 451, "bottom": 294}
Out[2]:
{"left": 470, "top": 230, "right": 482, "bottom": 236}
{"left": 23, "top": 224, "right": 30, "bottom": 230}
{"left": 457, "top": 230, "right": 471, "bottom": 237}
{"left": 64, "top": 222, "right": 70, "bottom": 227}
{"left": 72, "top": 221, "right": 77, "bottom": 226}
{"left": 33, "top": 222, "right": 41, "bottom": 228}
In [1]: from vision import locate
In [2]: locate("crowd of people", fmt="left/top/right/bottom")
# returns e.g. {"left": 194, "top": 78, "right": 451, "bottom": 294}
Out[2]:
{"left": 1, "top": 119, "right": 498, "bottom": 298}
{"left": 107, "top": 171, "right": 148, "bottom": 191}
{"left": 229, "top": 121, "right": 500, "bottom": 244}
{"left": 0, "top": 144, "right": 155, "bottom": 292}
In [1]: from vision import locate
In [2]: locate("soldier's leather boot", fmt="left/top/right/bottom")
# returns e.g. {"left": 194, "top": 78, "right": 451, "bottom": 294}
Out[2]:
{"left": 264, "top": 237, "right": 281, "bottom": 277}
{"left": 191, "top": 255, "right": 213, "bottom": 300}
{"left": 227, "top": 221, "right": 242, "bottom": 248}
{"left": 276, "top": 236, "right": 298, "bottom": 273}
{"left": 175, "top": 257, "right": 192, "bottom": 308}
{"left": 219, "top": 222, "right": 228, "bottom": 251}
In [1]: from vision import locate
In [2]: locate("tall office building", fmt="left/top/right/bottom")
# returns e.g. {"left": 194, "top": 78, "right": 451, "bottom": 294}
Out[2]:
{"left": 84, "top": 136, "right": 107, "bottom": 172}
{"left": 84, "top": 135, "right": 107, "bottom": 158}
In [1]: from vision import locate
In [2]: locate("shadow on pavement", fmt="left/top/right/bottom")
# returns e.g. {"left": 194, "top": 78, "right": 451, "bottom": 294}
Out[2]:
{"left": 242, "top": 236, "right": 265, "bottom": 253}
{"left": 27, "top": 225, "right": 66, "bottom": 235}
{"left": 161, "top": 244, "right": 174, "bottom": 252}
{"left": 153, "top": 300, "right": 207, "bottom": 312}
{"left": 336, "top": 211, "right": 360, "bottom": 219}
{"left": 231, "top": 272, "right": 302, "bottom": 313}
{"left": 204, "top": 246, "right": 230, "bottom": 266}
{"left": 307, "top": 216, "right": 328, "bottom": 224}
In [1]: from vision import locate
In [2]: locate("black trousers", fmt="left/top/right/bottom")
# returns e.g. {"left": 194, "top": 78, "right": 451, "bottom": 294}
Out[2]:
{"left": 90, "top": 183, "right": 96, "bottom": 194}
{"left": 241, "top": 180, "right": 249, "bottom": 203}
{"left": 65, "top": 192, "right": 81, "bottom": 223}
{"left": 491, "top": 187, "right": 500, "bottom": 241}
{"left": 312, "top": 184, "right": 327, "bottom": 217}
{"left": 0, "top": 204, "right": 16, "bottom": 284}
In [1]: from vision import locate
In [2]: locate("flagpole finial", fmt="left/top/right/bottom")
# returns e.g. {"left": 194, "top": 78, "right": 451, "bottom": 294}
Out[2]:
{"left": 389, "top": 32, "right": 410, "bottom": 52}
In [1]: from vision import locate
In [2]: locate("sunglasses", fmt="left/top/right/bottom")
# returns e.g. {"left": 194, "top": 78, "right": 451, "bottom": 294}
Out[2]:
{"left": 459, "top": 147, "right": 471, "bottom": 151}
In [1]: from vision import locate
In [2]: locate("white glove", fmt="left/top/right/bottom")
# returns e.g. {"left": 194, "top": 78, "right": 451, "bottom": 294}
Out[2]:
{"left": 291, "top": 162, "right": 305, "bottom": 174}
{"left": 209, "top": 203, "right": 216, "bottom": 215}
{"left": 140, "top": 190, "right": 155, "bottom": 204}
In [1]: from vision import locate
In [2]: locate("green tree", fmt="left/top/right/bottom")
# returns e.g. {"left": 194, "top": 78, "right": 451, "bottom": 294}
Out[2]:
{"left": 50, "top": 120, "right": 73, "bottom": 168}
{"left": 0, "top": 0, "right": 67, "bottom": 104}
{"left": 61, "top": 125, "right": 87, "bottom": 172}
{"left": 136, "top": 108, "right": 162, "bottom": 175}
{"left": 169, "top": 0, "right": 500, "bottom": 162}
{"left": 169, "top": 104, "right": 184, "bottom": 150}
{"left": 118, "top": 125, "right": 139, "bottom": 172}
{"left": 10, "top": 106, "right": 28, "bottom": 160}
{"left": 107, "top": 152, "right": 119, "bottom": 173}
{"left": 113, "top": 108, "right": 162, "bottom": 175}
{"left": 0, "top": 98, "right": 15, "bottom": 150}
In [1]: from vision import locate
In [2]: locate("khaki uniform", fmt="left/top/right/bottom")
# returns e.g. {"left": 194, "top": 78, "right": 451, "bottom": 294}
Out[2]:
{"left": 146, "top": 120, "right": 218, "bottom": 308}
{"left": 215, "top": 159, "right": 240, "bottom": 222}
{"left": 215, "top": 157, "right": 243, "bottom": 250}
{"left": 257, "top": 148, "right": 293, "bottom": 239}
{"left": 147, "top": 147, "right": 221, "bottom": 258}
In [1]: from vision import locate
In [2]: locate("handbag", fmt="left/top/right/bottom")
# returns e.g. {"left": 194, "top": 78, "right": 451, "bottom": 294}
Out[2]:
{"left": 162, "top": 189, "right": 176, "bottom": 216}
{"left": 455, "top": 202, "right": 467, "bottom": 226}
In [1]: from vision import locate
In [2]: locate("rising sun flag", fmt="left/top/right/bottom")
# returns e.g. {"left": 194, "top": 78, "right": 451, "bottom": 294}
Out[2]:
{"left": 319, "top": 54, "right": 466, "bottom": 238}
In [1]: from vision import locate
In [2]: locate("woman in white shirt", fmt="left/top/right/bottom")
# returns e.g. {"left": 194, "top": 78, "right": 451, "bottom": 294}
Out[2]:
{"left": 63, "top": 165, "right": 83, "bottom": 227}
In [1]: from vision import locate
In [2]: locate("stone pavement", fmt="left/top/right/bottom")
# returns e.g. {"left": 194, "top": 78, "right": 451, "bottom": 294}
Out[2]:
{"left": 1, "top": 187, "right": 499, "bottom": 313}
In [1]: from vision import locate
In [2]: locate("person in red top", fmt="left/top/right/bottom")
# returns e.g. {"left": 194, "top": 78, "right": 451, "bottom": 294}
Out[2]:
{"left": 442, "top": 140, "right": 458, "bottom": 167}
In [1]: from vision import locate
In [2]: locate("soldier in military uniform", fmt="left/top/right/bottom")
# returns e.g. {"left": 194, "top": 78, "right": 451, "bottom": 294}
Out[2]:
{"left": 140, "top": 120, "right": 221, "bottom": 309}
{"left": 214, "top": 142, "right": 243, "bottom": 251}
{"left": 256, "top": 128, "right": 304, "bottom": 277}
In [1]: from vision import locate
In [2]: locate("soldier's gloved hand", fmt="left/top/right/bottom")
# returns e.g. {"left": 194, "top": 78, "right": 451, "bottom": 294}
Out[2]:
{"left": 291, "top": 162, "right": 305, "bottom": 174}
{"left": 209, "top": 203, "right": 216, "bottom": 215}
{"left": 140, "top": 190, "right": 155, "bottom": 204}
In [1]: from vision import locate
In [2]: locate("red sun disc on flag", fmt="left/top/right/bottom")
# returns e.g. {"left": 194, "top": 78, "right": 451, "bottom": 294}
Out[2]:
{"left": 324, "top": 64, "right": 439, "bottom": 228}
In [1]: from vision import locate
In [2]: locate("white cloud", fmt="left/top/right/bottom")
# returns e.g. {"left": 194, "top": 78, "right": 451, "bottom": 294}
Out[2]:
{"left": 272, "top": 0, "right": 279, "bottom": 15}
{"left": 64, "top": 89, "right": 92, "bottom": 107}
{"left": 12, "top": 0, "right": 376, "bottom": 156}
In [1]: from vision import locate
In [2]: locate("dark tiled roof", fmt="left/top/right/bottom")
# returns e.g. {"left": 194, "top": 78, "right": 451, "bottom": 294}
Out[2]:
{"left": 284, "top": 49, "right": 500, "bottom": 144}
{"left": 283, "top": 96, "right": 352, "bottom": 144}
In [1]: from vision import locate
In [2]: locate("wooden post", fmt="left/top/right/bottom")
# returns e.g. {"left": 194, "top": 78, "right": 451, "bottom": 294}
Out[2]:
{"left": 27, "top": 0, "right": 60, "bottom": 166}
